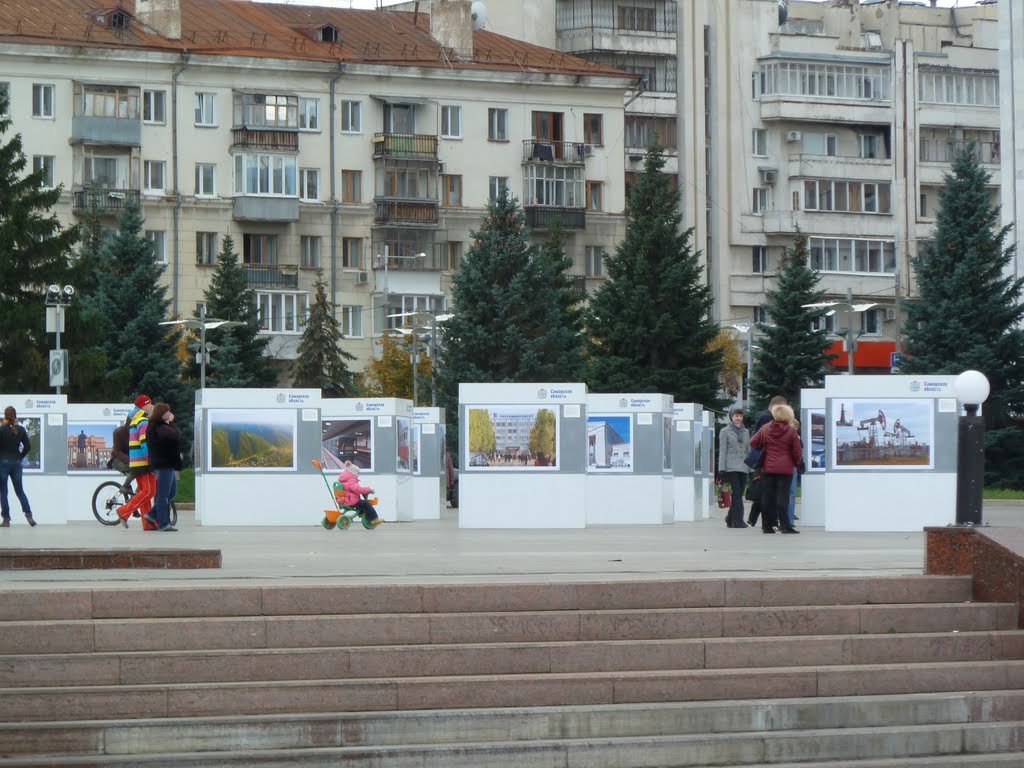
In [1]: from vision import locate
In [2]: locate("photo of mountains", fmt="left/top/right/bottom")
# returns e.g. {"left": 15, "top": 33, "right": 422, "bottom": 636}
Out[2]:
{"left": 208, "top": 410, "right": 296, "bottom": 470}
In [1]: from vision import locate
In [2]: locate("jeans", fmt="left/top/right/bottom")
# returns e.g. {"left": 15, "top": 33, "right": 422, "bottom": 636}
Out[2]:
{"left": 152, "top": 468, "right": 177, "bottom": 529}
{"left": 725, "top": 471, "right": 747, "bottom": 527}
{"left": 0, "top": 458, "right": 32, "bottom": 519}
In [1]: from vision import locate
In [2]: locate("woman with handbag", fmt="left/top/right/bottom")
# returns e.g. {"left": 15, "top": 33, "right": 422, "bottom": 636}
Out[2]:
{"left": 748, "top": 403, "right": 803, "bottom": 534}
{"left": 717, "top": 408, "right": 750, "bottom": 528}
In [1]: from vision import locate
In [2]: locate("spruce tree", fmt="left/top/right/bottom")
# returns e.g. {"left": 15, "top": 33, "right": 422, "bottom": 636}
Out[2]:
{"left": 291, "top": 268, "right": 356, "bottom": 396}
{"left": 583, "top": 145, "right": 723, "bottom": 407}
{"left": 749, "top": 231, "right": 835, "bottom": 412}
{"left": 902, "top": 144, "right": 1024, "bottom": 486}
{"left": 197, "top": 234, "right": 278, "bottom": 387}
{"left": 0, "top": 89, "right": 79, "bottom": 391}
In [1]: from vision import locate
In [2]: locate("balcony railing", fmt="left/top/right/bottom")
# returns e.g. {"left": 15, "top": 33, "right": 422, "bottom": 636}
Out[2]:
{"left": 372, "top": 133, "right": 438, "bottom": 160}
{"left": 522, "top": 140, "right": 588, "bottom": 165}
{"left": 243, "top": 263, "right": 299, "bottom": 288}
{"left": 525, "top": 205, "right": 586, "bottom": 231}
{"left": 919, "top": 139, "right": 1000, "bottom": 165}
{"left": 374, "top": 198, "right": 439, "bottom": 225}
{"left": 371, "top": 251, "right": 447, "bottom": 272}
{"left": 71, "top": 187, "right": 140, "bottom": 214}
{"left": 231, "top": 128, "right": 299, "bottom": 153}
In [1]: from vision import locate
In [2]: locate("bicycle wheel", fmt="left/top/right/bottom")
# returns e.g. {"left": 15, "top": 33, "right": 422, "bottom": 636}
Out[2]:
{"left": 92, "top": 480, "right": 132, "bottom": 526}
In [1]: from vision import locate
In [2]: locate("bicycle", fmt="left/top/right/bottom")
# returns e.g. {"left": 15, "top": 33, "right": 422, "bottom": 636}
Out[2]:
{"left": 91, "top": 472, "right": 178, "bottom": 527}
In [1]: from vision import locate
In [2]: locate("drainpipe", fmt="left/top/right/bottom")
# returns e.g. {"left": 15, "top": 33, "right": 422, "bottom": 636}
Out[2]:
{"left": 329, "top": 62, "right": 346, "bottom": 316}
{"left": 171, "top": 52, "right": 190, "bottom": 316}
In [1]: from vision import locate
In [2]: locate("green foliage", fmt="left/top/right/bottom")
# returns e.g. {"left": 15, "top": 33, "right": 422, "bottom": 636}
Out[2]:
{"left": 362, "top": 331, "right": 432, "bottom": 401}
{"left": 0, "top": 89, "right": 79, "bottom": 392}
{"left": 291, "top": 268, "right": 356, "bottom": 397}
{"left": 583, "top": 145, "right": 724, "bottom": 409}
{"left": 467, "top": 408, "right": 496, "bottom": 455}
{"left": 749, "top": 231, "right": 836, "bottom": 413}
{"left": 528, "top": 408, "right": 556, "bottom": 458}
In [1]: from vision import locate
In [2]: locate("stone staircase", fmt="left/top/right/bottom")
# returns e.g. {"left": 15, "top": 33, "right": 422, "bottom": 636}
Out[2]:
{"left": 1, "top": 576, "right": 1023, "bottom": 766}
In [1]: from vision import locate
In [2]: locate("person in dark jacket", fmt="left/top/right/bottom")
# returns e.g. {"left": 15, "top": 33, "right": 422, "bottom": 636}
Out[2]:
{"left": 747, "top": 395, "right": 788, "bottom": 528}
{"left": 145, "top": 402, "right": 182, "bottom": 532}
{"left": 749, "top": 403, "right": 803, "bottom": 534}
{"left": 0, "top": 406, "right": 35, "bottom": 527}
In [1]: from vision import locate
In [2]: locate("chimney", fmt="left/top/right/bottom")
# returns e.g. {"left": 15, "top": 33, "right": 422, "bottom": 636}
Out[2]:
{"left": 134, "top": 0, "right": 181, "bottom": 40}
{"left": 429, "top": 0, "right": 474, "bottom": 58}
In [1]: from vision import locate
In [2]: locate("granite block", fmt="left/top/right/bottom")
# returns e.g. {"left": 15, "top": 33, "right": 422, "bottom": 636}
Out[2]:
{"left": 262, "top": 584, "right": 424, "bottom": 616}
{"left": 0, "top": 590, "right": 93, "bottom": 621}
{"left": 93, "top": 617, "right": 267, "bottom": 652}
{"left": 265, "top": 614, "right": 431, "bottom": 648}
{"left": 165, "top": 680, "right": 397, "bottom": 717}
{"left": 611, "top": 668, "right": 817, "bottom": 703}
{"left": 428, "top": 611, "right": 580, "bottom": 644}
{"left": 396, "top": 674, "right": 613, "bottom": 710}
{"left": 92, "top": 587, "right": 261, "bottom": 619}
{"left": 722, "top": 606, "right": 860, "bottom": 638}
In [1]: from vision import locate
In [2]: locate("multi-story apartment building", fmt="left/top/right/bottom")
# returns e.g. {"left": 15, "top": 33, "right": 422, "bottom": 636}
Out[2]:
{"left": 1001, "top": 0, "right": 1023, "bottom": 274}
{"left": 0, "top": 0, "right": 631, "bottom": 376}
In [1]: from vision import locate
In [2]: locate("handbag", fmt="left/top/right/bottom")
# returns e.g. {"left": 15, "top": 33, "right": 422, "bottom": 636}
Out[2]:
{"left": 744, "top": 473, "right": 763, "bottom": 502}
{"left": 743, "top": 446, "right": 763, "bottom": 470}
{"left": 716, "top": 480, "right": 731, "bottom": 509}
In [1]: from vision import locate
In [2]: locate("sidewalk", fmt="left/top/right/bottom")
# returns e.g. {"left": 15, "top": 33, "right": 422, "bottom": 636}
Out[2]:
{"left": 0, "top": 502, "right": 1021, "bottom": 589}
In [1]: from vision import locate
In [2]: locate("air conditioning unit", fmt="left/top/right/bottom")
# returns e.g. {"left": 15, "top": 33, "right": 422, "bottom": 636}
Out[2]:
{"left": 884, "top": 307, "right": 897, "bottom": 321}
{"left": 583, "top": 143, "right": 594, "bottom": 157}
{"left": 759, "top": 168, "right": 777, "bottom": 185}
{"left": 354, "top": 271, "right": 369, "bottom": 285}
{"left": 785, "top": 130, "right": 802, "bottom": 142}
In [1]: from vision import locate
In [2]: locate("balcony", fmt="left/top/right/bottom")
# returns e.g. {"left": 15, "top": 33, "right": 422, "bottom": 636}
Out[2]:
{"left": 787, "top": 153, "right": 893, "bottom": 183}
{"left": 231, "top": 128, "right": 299, "bottom": 153}
{"left": 758, "top": 95, "right": 891, "bottom": 125}
{"left": 761, "top": 211, "right": 798, "bottom": 235}
{"left": 233, "top": 196, "right": 300, "bottom": 222}
{"left": 919, "top": 139, "right": 1001, "bottom": 166}
{"left": 525, "top": 205, "right": 586, "bottom": 231}
{"left": 71, "top": 116, "right": 141, "bottom": 146}
{"left": 71, "top": 187, "right": 140, "bottom": 215}
{"left": 243, "top": 263, "right": 298, "bottom": 289}
{"left": 374, "top": 198, "right": 439, "bottom": 225}
{"left": 372, "top": 133, "right": 438, "bottom": 161}
{"left": 372, "top": 251, "right": 448, "bottom": 272}
{"left": 522, "top": 140, "right": 588, "bottom": 165}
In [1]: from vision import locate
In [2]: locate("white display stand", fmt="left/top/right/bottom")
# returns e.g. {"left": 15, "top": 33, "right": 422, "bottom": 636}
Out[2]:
{"left": 320, "top": 397, "right": 414, "bottom": 522}
{"left": 823, "top": 375, "right": 958, "bottom": 531}
{"left": 700, "top": 411, "right": 714, "bottom": 520}
{"left": 799, "top": 388, "right": 826, "bottom": 527}
{"left": 584, "top": 393, "right": 674, "bottom": 525}
{"left": 195, "top": 388, "right": 323, "bottom": 526}
{"left": 410, "top": 407, "right": 444, "bottom": 520}
{"left": 62, "top": 401, "right": 134, "bottom": 523}
{"left": 0, "top": 394, "right": 69, "bottom": 525}
{"left": 670, "top": 403, "right": 703, "bottom": 521}
{"left": 459, "top": 383, "right": 587, "bottom": 528}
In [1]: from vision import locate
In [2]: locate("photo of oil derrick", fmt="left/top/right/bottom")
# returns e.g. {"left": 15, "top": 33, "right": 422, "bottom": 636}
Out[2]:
{"left": 833, "top": 399, "right": 933, "bottom": 469}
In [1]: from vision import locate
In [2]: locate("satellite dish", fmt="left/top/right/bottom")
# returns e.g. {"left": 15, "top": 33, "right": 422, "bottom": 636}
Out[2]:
{"left": 471, "top": 0, "right": 487, "bottom": 30}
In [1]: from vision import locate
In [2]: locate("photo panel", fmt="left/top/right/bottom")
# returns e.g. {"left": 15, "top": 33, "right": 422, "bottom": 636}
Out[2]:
{"left": 66, "top": 421, "right": 119, "bottom": 473}
{"left": 207, "top": 409, "right": 296, "bottom": 472}
{"left": 693, "top": 431, "right": 702, "bottom": 473}
{"left": 412, "top": 424, "right": 421, "bottom": 476}
{"left": 587, "top": 414, "right": 632, "bottom": 472}
{"left": 663, "top": 415, "right": 673, "bottom": 471}
{"left": 396, "top": 417, "right": 411, "bottom": 472}
{"left": 832, "top": 399, "right": 934, "bottom": 470}
{"left": 321, "top": 418, "right": 373, "bottom": 472}
{"left": 807, "top": 409, "right": 826, "bottom": 472}
{"left": 465, "top": 406, "right": 559, "bottom": 470}
{"left": 20, "top": 416, "right": 43, "bottom": 472}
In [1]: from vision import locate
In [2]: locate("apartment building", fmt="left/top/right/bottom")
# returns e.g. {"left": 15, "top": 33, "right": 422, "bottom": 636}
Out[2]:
{"left": 1001, "top": 0, "right": 1023, "bottom": 274}
{"left": 0, "top": 0, "right": 631, "bottom": 374}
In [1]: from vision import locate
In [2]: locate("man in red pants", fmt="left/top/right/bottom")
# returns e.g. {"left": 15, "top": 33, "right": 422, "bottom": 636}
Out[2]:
{"left": 116, "top": 395, "right": 157, "bottom": 529}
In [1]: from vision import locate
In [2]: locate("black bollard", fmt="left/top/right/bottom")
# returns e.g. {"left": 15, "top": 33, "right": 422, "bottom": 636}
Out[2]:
{"left": 954, "top": 403, "right": 984, "bottom": 525}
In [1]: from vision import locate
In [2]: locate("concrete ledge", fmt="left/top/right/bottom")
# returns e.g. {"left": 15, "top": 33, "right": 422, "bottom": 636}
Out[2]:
{"left": 0, "top": 549, "right": 221, "bottom": 570}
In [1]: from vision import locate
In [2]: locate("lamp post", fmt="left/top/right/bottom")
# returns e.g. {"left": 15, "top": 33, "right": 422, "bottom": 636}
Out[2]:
{"left": 387, "top": 310, "right": 452, "bottom": 407}
{"left": 954, "top": 370, "right": 990, "bottom": 526}
{"left": 377, "top": 246, "right": 426, "bottom": 322}
{"left": 44, "top": 284, "right": 75, "bottom": 394}
{"left": 802, "top": 289, "right": 877, "bottom": 374}
{"left": 159, "top": 306, "right": 244, "bottom": 389}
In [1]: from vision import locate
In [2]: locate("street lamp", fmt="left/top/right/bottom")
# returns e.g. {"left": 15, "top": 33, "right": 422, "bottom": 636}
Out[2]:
{"left": 802, "top": 289, "right": 877, "bottom": 374}
{"left": 44, "top": 283, "right": 75, "bottom": 394}
{"left": 387, "top": 310, "right": 453, "bottom": 406}
{"left": 159, "top": 306, "right": 244, "bottom": 389}
{"left": 954, "top": 370, "right": 990, "bottom": 526}
{"left": 377, "top": 245, "right": 427, "bottom": 318}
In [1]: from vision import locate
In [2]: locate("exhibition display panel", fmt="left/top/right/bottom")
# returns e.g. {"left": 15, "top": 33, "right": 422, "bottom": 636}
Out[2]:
{"left": 0, "top": 394, "right": 69, "bottom": 524}
{"left": 410, "top": 407, "right": 445, "bottom": 520}
{"left": 670, "top": 403, "right": 704, "bottom": 522}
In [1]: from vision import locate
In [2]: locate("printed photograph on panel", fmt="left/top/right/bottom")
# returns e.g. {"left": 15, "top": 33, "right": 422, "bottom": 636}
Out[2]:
{"left": 66, "top": 421, "right": 118, "bottom": 472}
{"left": 19, "top": 416, "right": 43, "bottom": 472}
{"left": 465, "top": 406, "right": 558, "bottom": 470}
{"left": 807, "top": 409, "right": 826, "bottom": 471}
{"left": 663, "top": 415, "right": 673, "bottom": 471}
{"left": 587, "top": 414, "right": 632, "bottom": 472}
{"left": 832, "top": 399, "right": 933, "bottom": 469}
{"left": 208, "top": 409, "right": 296, "bottom": 471}
{"left": 396, "top": 417, "right": 411, "bottom": 472}
{"left": 693, "top": 431, "right": 702, "bottom": 473}
{"left": 321, "top": 419, "right": 373, "bottom": 472}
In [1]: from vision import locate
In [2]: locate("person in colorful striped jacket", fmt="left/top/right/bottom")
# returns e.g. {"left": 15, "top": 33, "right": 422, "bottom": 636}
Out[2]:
{"left": 115, "top": 395, "right": 157, "bottom": 529}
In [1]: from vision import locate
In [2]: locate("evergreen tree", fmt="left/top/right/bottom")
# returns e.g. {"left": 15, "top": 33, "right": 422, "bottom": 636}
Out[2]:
{"left": 291, "top": 269, "right": 356, "bottom": 396}
{"left": 583, "top": 145, "right": 723, "bottom": 407}
{"left": 748, "top": 231, "right": 835, "bottom": 412}
{"left": 902, "top": 144, "right": 1024, "bottom": 487}
{"left": 197, "top": 234, "right": 278, "bottom": 387}
{"left": 0, "top": 89, "right": 79, "bottom": 391}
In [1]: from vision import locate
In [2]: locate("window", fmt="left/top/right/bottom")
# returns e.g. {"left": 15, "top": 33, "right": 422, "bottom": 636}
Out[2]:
{"left": 342, "top": 237, "right": 362, "bottom": 269}
{"left": 584, "top": 113, "right": 603, "bottom": 146}
{"left": 859, "top": 134, "right": 879, "bottom": 159}
{"left": 234, "top": 93, "right": 299, "bottom": 129}
{"left": 243, "top": 233, "right": 279, "bottom": 264}
{"left": 920, "top": 192, "right": 928, "bottom": 218}
{"left": 299, "top": 168, "right": 319, "bottom": 201}
{"left": 752, "top": 129, "right": 767, "bottom": 156}
{"left": 384, "top": 103, "right": 415, "bottom": 133}
{"left": 233, "top": 154, "right": 297, "bottom": 196}
{"left": 441, "top": 105, "right": 461, "bottom": 138}
{"left": 298, "top": 97, "right": 319, "bottom": 131}
{"left": 811, "top": 313, "right": 837, "bottom": 333}
{"left": 144, "top": 160, "right": 166, "bottom": 193}
{"left": 488, "top": 108, "right": 508, "bottom": 141}
{"left": 919, "top": 70, "right": 999, "bottom": 107}
{"left": 84, "top": 155, "right": 124, "bottom": 187}
{"left": 32, "top": 84, "right": 55, "bottom": 118}
{"left": 196, "top": 232, "right": 218, "bottom": 265}
{"left": 808, "top": 236, "right": 896, "bottom": 274}
{"left": 341, "top": 305, "right": 363, "bottom": 338}
{"left": 586, "top": 181, "right": 603, "bottom": 211}
{"left": 624, "top": 116, "right": 677, "bottom": 149}
{"left": 341, "top": 170, "right": 361, "bottom": 203}
{"left": 300, "top": 236, "right": 320, "bottom": 269}
{"left": 618, "top": 4, "right": 656, "bottom": 31}
{"left": 195, "top": 163, "right": 215, "bottom": 196}
{"left": 74, "top": 83, "right": 139, "bottom": 118}
{"left": 524, "top": 164, "right": 585, "bottom": 207}
{"left": 341, "top": 100, "right": 361, "bottom": 133}
{"left": 803, "top": 180, "right": 891, "bottom": 214}
{"left": 195, "top": 92, "right": 216, "bottom": 126}
{"left": 0, "top": 82, "right": 8, "bottom": 116}
{"left": 488, "top": 176, "right": 509, "bottom": 202}
{"left": 142, "top": 90, "right": 166, "bottom": 123}
{"left": 585, "top": 246, "right": 604, "bottom": 277}
{"left": 803, "top": 132, "right": 837, "bottom": 157}
{"left": 753, "top": 306, "right": 770, "bottom": 325}
{"left": 752, "top": 245, "right": 768, "bottom": 273}
{"left": 145, "top": 230, "right": 166, "bottom": 264}
{"left": 445, "top": 241, "right": 463, "bottom": 271}
{"left": 383, "top": 294, "right": 445, "bottom": 332}
{"left": 755, "top": 60, "right": 891, "bottom": 102}
{"left": 256, "top": 291, "right": 308, "bottom": 333}
{"left": 752, "top": 187, "right": 767, "bottom": 215}
{"left": 32, "top": 155, "right": 55, "bottom": 189}
{"left": 442, "top": 174, "right": 462, "bottom": 207}
{"left": 860, "top": 309, "right": 881, "bottom": 335}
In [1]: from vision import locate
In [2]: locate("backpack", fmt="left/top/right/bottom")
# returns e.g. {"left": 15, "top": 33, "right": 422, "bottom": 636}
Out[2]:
{"left": 112, "top": 420, "right": 130, "bottom": 457}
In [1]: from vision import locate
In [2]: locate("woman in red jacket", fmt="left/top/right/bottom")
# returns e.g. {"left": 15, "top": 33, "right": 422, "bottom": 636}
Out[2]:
{"left": 749, "top": 403, "right": 802, "bottom": 534}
